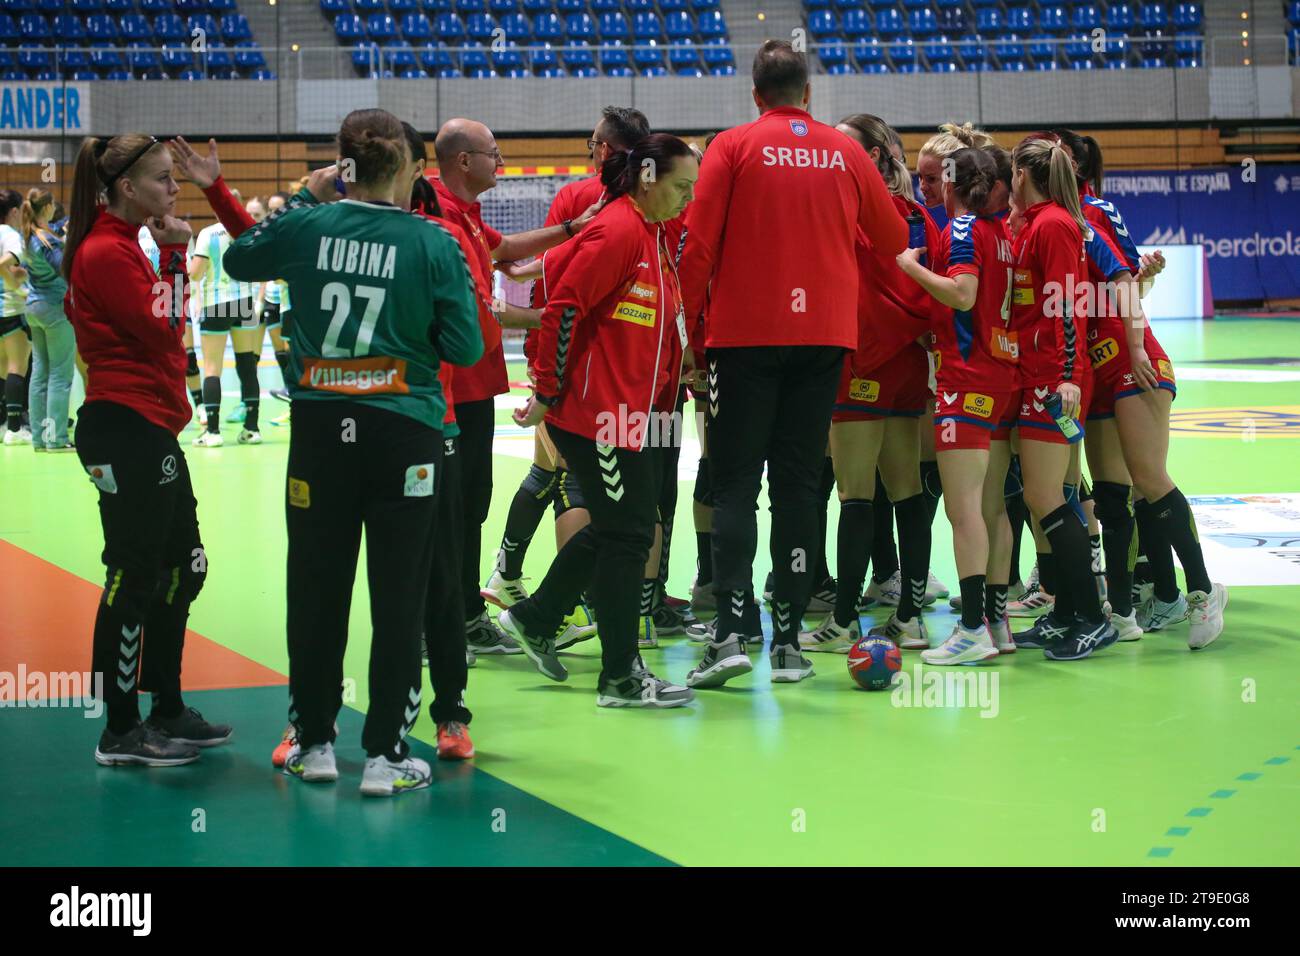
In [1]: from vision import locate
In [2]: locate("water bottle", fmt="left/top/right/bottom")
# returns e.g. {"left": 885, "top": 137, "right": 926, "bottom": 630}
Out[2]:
{"left": 906, "top": 212, "right": 927, "bottom": 267}
{"left": 1043, "top": 390, "right": 1083, "bottom": 443}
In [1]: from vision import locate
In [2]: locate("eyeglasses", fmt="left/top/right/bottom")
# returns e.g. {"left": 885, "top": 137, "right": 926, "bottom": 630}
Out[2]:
{"left": 465, "top": 149, "right": 504, "bottom": 165}
{"left": 587, "top": 139, "right": 606, "bottom": 152}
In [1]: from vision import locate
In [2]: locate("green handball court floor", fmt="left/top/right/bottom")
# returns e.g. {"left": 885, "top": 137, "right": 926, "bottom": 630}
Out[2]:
{"left": 1, "top": 317, "right": 1297, "bottom": 867}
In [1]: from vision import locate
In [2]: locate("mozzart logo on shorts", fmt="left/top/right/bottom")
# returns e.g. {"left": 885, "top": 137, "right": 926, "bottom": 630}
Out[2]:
{"left": 50, "top": 886, "right": 151, "bottom": 936}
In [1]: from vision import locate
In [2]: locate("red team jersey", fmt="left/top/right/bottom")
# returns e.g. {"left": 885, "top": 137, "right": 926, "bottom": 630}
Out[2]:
{"left": 1010, "top": 201, "right": 1089, "bottom": 388}
{"left": 543, "top": 174, "right": 604, "bottom": 228}
{"left": 932, "top": 213, "right": 1017, "bottom": 390}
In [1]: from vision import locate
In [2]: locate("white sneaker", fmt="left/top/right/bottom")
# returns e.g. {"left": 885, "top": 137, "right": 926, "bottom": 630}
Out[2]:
{"left": 869, "top": 612, "right": 929, "bottom": 650}
{"left": 921, "top": 623, "right": 999, "bottom": 665}
{"left": 989, "top": 616, "right": 1015, "bottom": 654}
{"left": 283, "top": 742, "right": 338, "bottom": 783}
{"left": 3, "top": 426, "right": 32, "bottom": 445}
{"left": 1025, "top": 563, "right": 1040, "bottom": 591}
{"left": 805, "top": 580, "right": 837, "bottom": 614}
{"left": 1187, "top": 583, "right": 1227, "bottom": 650}
{"left": 480, "top": 567, "right": 529, "bottom": 609}
{"left": 798, "top": 616, "right": 859, "bottom": 654}
{"left": 1008, "top": 582, "right": 1053, "bottom": 618}
{"left": 360, "top": 753, "right": 432, "bottom": 797}
{"left": 689, "top": 577, "right": 716, "bottom": 615}
{"left": 236, "top": 428, "right": 262, "bottom": 445}
{"left": 769, "top": 644, "right": 816, "bottom": 683}
{"left": 1138, "top": 592, "right": 1188, "bottom": 631}
{"left": 923, "top": 570, "right": 949, "bottom": 604}
{"left": 196, "top": 407, "right": 208, "bottom": 427}
{"left": 1111, "top": 610, "right": 1144, "bottom": 642}
{"left": 860, "top": 570, "right": 902, "bottom": 610}
{"left": 193, "top": 431, "right": 224, "bottom": 448}
{"left": 555, "top": 603, "right": 598, "bottom": 650}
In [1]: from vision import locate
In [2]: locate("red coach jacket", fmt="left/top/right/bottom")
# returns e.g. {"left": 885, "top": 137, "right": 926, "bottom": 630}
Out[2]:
{"left": 532, "top": 195, "right": 684, "bottom": 450}
{"left": 65, "top": 176, "right": 250, "bottom": 436}
{"left": 678, "top": 106, "right": 908, "bottom": 350}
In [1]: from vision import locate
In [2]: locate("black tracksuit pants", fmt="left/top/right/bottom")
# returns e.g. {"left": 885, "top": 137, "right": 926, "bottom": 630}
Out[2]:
{"left": 455, "top": 397, "right": 496, "bottom": 623}
{"left": 424, "top": 433, "right": 471, "bottom": 725}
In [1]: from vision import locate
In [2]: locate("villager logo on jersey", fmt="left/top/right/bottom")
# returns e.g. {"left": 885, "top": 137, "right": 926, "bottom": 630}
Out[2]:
{"left": 316, "top": 237, "right": 398, "bottom": 280}
{"left": 761, "top": 146, "right": 847, "bottom": 170}
{"left": 848, "top": 378, "right": 880, "bottom": 403}
{"left": 300, "top": 356, "right": 410, "bottom": 395}
{"left": 1089, "top": 336, "right": 1119, "bottom": 368}
{"left": 611, "top": 279, "right": 658, "bottom": 328}
{"left": 1012, "top": 268, "right": 1035, "bottom": 305}
{"left": 991, "top": 329, "right": 1019, "bottom": 361}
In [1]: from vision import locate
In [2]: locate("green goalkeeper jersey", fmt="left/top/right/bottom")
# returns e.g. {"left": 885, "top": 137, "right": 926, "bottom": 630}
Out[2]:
{"left": 224, "top": 194, "right": 483, "bottom": 429}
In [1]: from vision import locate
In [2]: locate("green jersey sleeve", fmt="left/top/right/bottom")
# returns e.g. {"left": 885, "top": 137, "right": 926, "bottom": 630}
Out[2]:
{"left": 222, "top": 189, "right": 320, "bottom": 283}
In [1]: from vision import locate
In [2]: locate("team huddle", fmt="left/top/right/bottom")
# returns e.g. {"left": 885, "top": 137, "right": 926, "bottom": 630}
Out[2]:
{"left": 45, "top": 39, "right": 1227, "bottom": 797}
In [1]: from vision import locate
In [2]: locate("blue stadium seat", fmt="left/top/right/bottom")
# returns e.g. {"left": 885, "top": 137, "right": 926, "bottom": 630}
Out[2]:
{"left": 1, "top": 69, "right": 26, "bottom": 81}
{"left": 1105, "top": 57, "right": 1129, "bottom": 69}
{"left": 924, "top": 36, "right": 954, "bottom": 67}
{"left": 458, "top": 0, "right": 488, "bottom": 13}
{"left": 669, "top": 38, "right": 697, "bottom": 68}
{"left": 628, "top": 0, "right": 656, "bottom": 11}
{"left": 106, "top": 0, "right": 135, "bottom": 12}
{"left": 843, "top": 8, "right": 870, "bottom": 37}
{"left": 493, "top": 40, "right": 525, "bottom": 70}
{"left": 976, "top": 8, "right": 1004, "bottom": 33}
{"left": 566, "top": 12, "right": 594, "bottom": 40}
{"left": 19, "top": 14, "right": 52, "bottom": 42}
{"left": 418, "top": 43, "right": 454, "bottom": 70}
{"left": 187, "top": 14, "right": 218, "bottom": 38}
{"left": 598, "top": 12, "right": 629, "bottom": 41}
{"left": 633, "top": 11, "right": 661, "bottom": 40}
{"left": 1070, "top": 57, "right": 1096, "bottom": 69}
{"left": 389, "top": 0, "right": 420, "bottom": 12}
{"left": 591, "top": 0, "right": 620, "bottom": 10}
{"left": 697, "top": 9, "right": 726, "bottom": 38}
{"left": 403, "top": 13, "right": 434, "bottom": 40}
{"left": 938, "top": 6, "right": 966, "bottom": 32}
{"left": 908, "top": 7, "right": 937, "bottom": 36}
{"left": 1000, "top": 57, "right": 1028, "bottom": 70}
{"left": 1065, "top": 32, "right": 1093, "bottom": 61}
{"left": 861, "top": 62, "right": 890, "bottom": 73}
{"left": 399, "top": 68, "right": 430, "bottom": 78}
{"left": 436, "top": 13, "right": 465, "bottom": 41}
{"left": 809, "top": 10, "right": 837, "bottom": 37}
{"left": 1175, "top": 31, "right": 1201, "bottom": 55}
{"left": 709, "top": 62, "right": 735, "bottom": 75}
{"left": 1139, "top": 28, "right": 1165, "bottom": 56}
{"left": 1106, "top": 3, "right": 1134, "bottom": 31}
{"left": 660, "top": 0, "right": 687, "bottom": 12}
{"left": 1105, "top": 36, "right": 1129, "bottom": 61}
{"left": 356, "top": 0, "right": 385, "bottom": 11}
{"left": 1038, "top": 5, "right": 1068, "bottom": 32}
{"left": 522, "top": 0, "right": 550, "bottom": 10}
{"left": 664, "top": 10, "right": 692, "bottom": 39}
{"left": 538, "top": 64, "right": 568, "bottom": 76}
{"left": 234, "top": 41, "right": 264, "bottom": 69}
{"left": 205, "top": 41, "right": 233, "bottom": 68}
{"left": 1140, "top": 2, "right": 1169, "bottom": 29}
{"left": 1033, "top": 57, "right": 1058, "bottom": 69}
{"left": 462, "top": 40, "right": 489, "bottom": 70}
{"left": 220, "top": 14, "right": 251, "bottom": 42}
{"left": 321, "top": 0, "right": 350, "bottom": 13}
{"left": 633, "top": 41, "right": 664, "bottom": 69}
{"left": 491, "top": 0, "right": 519, "bottom": 12}
{"left": 1176, "top": 54, "right": 1199, "bottom": 67}
{"left": 1006, "top": 6, "right": 1033, "bottom": 33}
{"left": 351, "top": 40, "right": 379, "bottom": 70}
{"left": 959, "top": 38, "right": 987, "bottom": 65}
{"left": 161, "top": 42, "right": 192, "bottom": 69}
{"left": 701, "top": 38, "right": 732, "bottom": 66}
{"left": 934, "top": 0, "right": 962, "bottom": 8}
{"left": 90, "top": 43, "right": 122, "bottom": 69}
{"left": 875, "top": 8, "right": 903, "bottom": 38}
{"left": 640, "top": 65, "right": 668, "bottom": 77}
{"left": 178, "top": 68, "right": 204, "bottom": 79}
{"left": 72, "top": 1, "right": 106, "bottom": 13}
{"left": 1287, "top": 2, "right": 1300, "bottom": 27}
{"left": 369, "top": 13, "right": 400, "bottom": 42}
{"left": 900, "top": 0, "right": 928, "bottom": 9}
{"left": 804, "top": 0, "right": 831, "bottom": 7}
{"left": 0, "top": 15, "right": 16, "bottom": 46}
{"left": 1029, "top": 33, "right": 1056, "bottom": 60}
{"left": 891, "top": 37, "right": 917, "bottom": 68}
{"left": 498, "top": 12, "right": 528, "bottom": 39}
{"left": 827, "top": 62, "right": 855, "bottom": 74}
{"left": 69, "top": 68, "right": 98, "bottom": 79}
{"left": 868, "top": 0, "right": 894, "bottom": 8}
{"left": 994, "top": 35, "right": 1025, "bottom": 60}
{"left": 59, "top": 48, "right": 92, "bottom": 70}
{"left": 1173, "top": 2, "right": 1201, "bottom": 30}
{"left": 209, "top": 0, "right": 239, "bottom": 10}
{"left": 54, "top": 14, "right": 87, "bottom": 43}
{"left": 600, "top": 39, "right": 629, "bottom": 69}
{"left": 534, "top": 12, "right": 563, "bottom": 40}
{"left": 818, "top": 41, "right": 847, "bottom": 67}
{"left": 385, "top": 41, "right": 418, "bottom": 70}
{"left": 969, "top": 0, "right": 998, "bottom": 7}
{"left": 563, "top": 43, "right": 594, "bottom": 68}
{"left": 335, "top": 14, "right": 365, "bottom": 42}
{"left": 531, "top": 42, "right": 557, "bottom": 67}
{"left": 1292, "top": 27, "right": 1300, "bottom": 63}
{"left": 1140, "top": 53, "right": 1166, "bottom": 67}
{"left": 250, "top": 68, "right": 276, "bottom": 80}
{"left": 1071, "top": 4, "right": 1101, "bottom": 31}
{"left": 154, "top": 14, "right": 186, "bottom": 42}
{"left": 175, "top": 0, "right": 205, "bottom": 11}
{"left": 127, "top": 42, "right": 159, "bottom": 70}
{"left": 692, "top": 0, "right": 719, "bottom": 9}
{"left": 465, "top": 13, "right": 494, "bottom": 41}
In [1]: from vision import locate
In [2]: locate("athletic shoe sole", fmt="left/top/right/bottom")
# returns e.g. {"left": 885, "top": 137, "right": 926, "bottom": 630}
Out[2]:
{"left": 686, "top": 654, "right": 752, "bottom": 688}
{"left": 165, "top": 730, "right": 233, "bottom": 749}
{"left": 920, "top": 646, "right": 999, "bottom": 666}
{"left": 596, "top": 692, "right": 693, "bottom": 709}
{"left": 556, "top": 627, "right": 598, "bottom": 650}
{"left": 799, "top": 639, "right": 854, "bottom": 654}
{"left": 360, "top": 777, "right": 429, "bottom": 797}
{"left": 479, "top": 588, "right": 514, "bottom": 611}
{"left": 771, "top": 664, "right": 815, "bottom": 682}
{"left": 1042, "top": 646, "right": 1095, "bottom": 661}
{"left": 94, "top": 748, "right": 199, "bottom": 768}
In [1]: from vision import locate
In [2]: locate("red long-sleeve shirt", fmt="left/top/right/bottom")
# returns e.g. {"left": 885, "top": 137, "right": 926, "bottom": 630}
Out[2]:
{"left": 679, "top": 106, "right": 907, "bottom": 350}
{"left": 65, "top": 176, "right": 251, "bottom": 435}
{"left": 1011, "top": 200, "right": 1088, "bottom": 387}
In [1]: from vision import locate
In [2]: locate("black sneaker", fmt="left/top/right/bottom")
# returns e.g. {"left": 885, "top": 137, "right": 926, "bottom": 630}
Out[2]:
{"left": 145, "top": 706, "right": 233, "bottom": 748}
{"left": 806, "top": 577, "right": 837, "bottom": 614}
{"left": 741, "top": 597, "right": 764, "bottom": 646}
{"left": 498, "top": 609, "right": 567, "bottom": 682}
{"left": 1044, "top": 617, "right": 1118, "bottom": 661}
{"left": 465, "top": 610, "right": 521, "bottom": 655}
{"left": 597, "top": 657, "right": 694, "bottom": 708}
{"left": 95, "top": 722, "right": 200, "bottom": 767}
{"left": 652, "top": 601, "right": 708, "bottom": 639}
{"left": 1012, "top": 612, "right": 1073, "bottom": 650}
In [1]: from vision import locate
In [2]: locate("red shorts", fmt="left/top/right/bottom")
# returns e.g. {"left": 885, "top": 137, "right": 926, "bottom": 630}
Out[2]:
{"left": 992, "top": 389, "right": 1020, "bottom": 441}
{"left": 1087, "top": 333, "right": 1177, "bottom": 419}
{"left": 833, "top": 343, "right": 929, "bottom": 423}
{"left": 933, "top": 386, "right": 1017, "bottom": 450}
{"left": 1017, "top": 373, "right": 1093, "bottom": 445}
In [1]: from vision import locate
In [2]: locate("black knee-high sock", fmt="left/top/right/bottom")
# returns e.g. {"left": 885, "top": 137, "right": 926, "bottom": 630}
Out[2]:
{"left": 1040, "top": 504, "right": 1102, "bottom": 624}
{"left": 1088, "top": 532, "right": 1104, "bottom": 601}
{"left": 1134, "top": 498, "right": 1180, "bottom": 602}
{"left": 814, "top": 456, "right": 835, "bottom": 584}
{"left": 834, "top": 499, "right": 873, "bottom": 627}
{"left": 274, "top": 348, "right": 291, "bottom": 388}
{"left": 1036, "top": 551, "right": 1056, "bottom": 596}
{"left": 499, "top": 465, "right": 556, "bottom": 579}
{"left": 959, "top": 575, "right": 985, "bottom": 630}
{"left": 4, "top": 372, "right": 23, "bottom": 431}
{"left": 1039, "top": 551, "right": 1075, "bottom": 619}
{"left": 1093, "top": 481, "right": 1136, "bottom": 617}
{"left": 189, "top": 386, "right": 203, "bottom": 410}
{"left": 695, "top": 532, "right": 713, "bottom": 585}
{"left": 1149, "top": 488, "right": 1212, "bottom": 594}
{"left": 1007, "top": 491, "right": 1028, "bottom": 584}
{"left": 871, "top": 477, "right": 898, "bottom": 582}
{"left": 234, "top": 352, "right": 260, "bottom": 431}
{"left": 894, "top": 494, "right": 931, "bottom": 623}
{"left": 984, "top": 583, "right": 1008, "bottom": 623}
{"left": 201, "top": 376, "right": 222, "bottom": 434}
{"left": 920, "top": 459, "right": 943, "bottom": 524}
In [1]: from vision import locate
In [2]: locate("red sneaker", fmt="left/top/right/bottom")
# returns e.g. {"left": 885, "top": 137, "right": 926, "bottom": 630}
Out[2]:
{"left": 437, "top": 721, "right": 475, "bottom": 760}
{"left": 664, "top": 593, "right": 690, "bottom": 611}
{"left": 271, "top": 724, "right": 296, "bottom": 768}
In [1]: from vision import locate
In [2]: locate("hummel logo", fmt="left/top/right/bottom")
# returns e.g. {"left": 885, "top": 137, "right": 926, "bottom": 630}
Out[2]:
{"left": 943, "top": 391, "right": 957, "bottom": 405}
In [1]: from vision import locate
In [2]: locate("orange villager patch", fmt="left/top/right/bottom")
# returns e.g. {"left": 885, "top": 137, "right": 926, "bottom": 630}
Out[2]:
{"left": 299, "top": 356, "right": 411, "bottom": 395}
